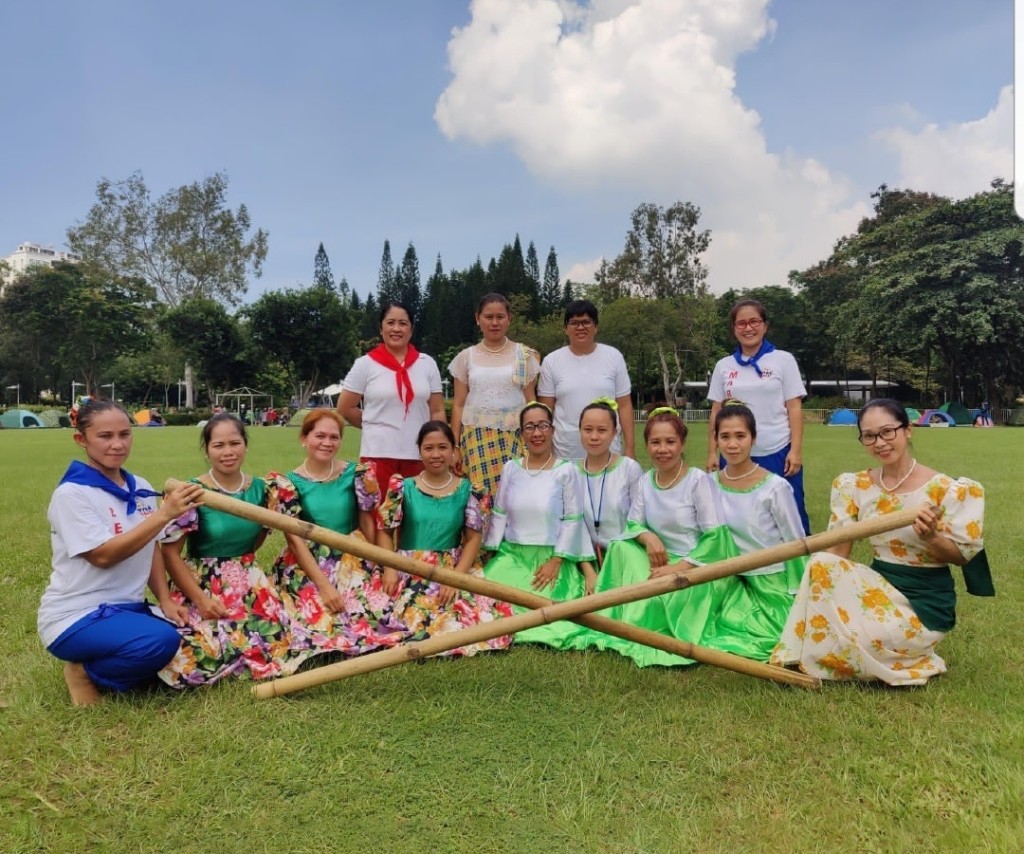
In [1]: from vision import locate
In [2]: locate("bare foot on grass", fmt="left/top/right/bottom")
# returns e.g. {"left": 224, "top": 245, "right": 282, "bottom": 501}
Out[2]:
{"left": 64, "top": 662, "right": 102, "bottom": 706}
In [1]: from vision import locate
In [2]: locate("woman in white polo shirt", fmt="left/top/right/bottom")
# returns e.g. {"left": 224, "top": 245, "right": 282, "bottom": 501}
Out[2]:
{"left": 706, "top": 299, "right": 810, "bottom": 533}
{"left": 538, "top": 299, "right": 635, "bottom": 462}
{"left": 338, "top": 302, "right": 446, "bottom": 492}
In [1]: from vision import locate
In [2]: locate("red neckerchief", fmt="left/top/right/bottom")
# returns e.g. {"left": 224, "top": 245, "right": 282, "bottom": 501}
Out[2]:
{"left": 367, "top": 343, "right": 420, "bottom": 416}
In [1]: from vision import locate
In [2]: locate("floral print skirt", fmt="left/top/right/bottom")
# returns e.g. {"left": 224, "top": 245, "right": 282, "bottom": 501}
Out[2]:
{"left": 159, "top": 553, "right": 297, "bottom": 688}
{"left": 274, "top": 536, "right": 413, "bottom": 664}
{"left": 770, "top": 552, "right": 947, "bottom": 685}
{"left": 391, "top": 547, "right": 513, "bottom": 657}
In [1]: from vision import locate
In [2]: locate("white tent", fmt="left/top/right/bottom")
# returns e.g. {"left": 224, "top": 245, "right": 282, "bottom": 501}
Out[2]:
{"left": 316, "top": 382, "right": 344, "bottom": 396}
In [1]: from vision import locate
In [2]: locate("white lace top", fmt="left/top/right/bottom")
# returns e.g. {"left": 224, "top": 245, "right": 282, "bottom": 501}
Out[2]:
{"left": 449, "top": 343, "right": 540, "bottom": 431}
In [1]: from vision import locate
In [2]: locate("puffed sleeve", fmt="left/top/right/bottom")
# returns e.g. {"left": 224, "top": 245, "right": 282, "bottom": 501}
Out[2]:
{"left": 356, "top": 460, "right": 381, "bottom": 510}
{"left": 826, "top": 472, "right": 861, "bottom": 531}
{"left": 448, "top": 347, "right": 471, "bottom": 383}
{"left": 525, "top": 347, "right": 541, "bottom": 384}
{"left": 769, "top": 476, "right": 805, "bottom": 543}
{"left": 159, "top": 477, "right": 202, "bottom": 543}
{"left": 378, "top": 474, "right": 406, "bottom": 531}
{"left": 465, "top": 484, "right": 491, "bottom": 534}
{"left": 554, "top": 464, "right": 596, "bottom": 561}
{"left": 483, "top": 461, "right": 513, "bottom": 548}
{"left": 691, "top": 469, "right": 724, "bottom": 534}
{"left": 265, "top": 471, "right": 302, "bottom": 519}
{"left": 935, "top": 477, "right": 985, "bottom": 562}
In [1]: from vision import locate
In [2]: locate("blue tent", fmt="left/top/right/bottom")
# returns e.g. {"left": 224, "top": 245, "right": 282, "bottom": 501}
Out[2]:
{"left": 828, "top": 407, "right": 857, "bottom": 426}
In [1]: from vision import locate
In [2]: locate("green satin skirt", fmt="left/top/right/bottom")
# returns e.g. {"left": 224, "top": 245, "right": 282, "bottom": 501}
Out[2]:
{"left": 568, "top": 532, "right": 740, "bottom": 668}
{"left": 708, "top": 558, "right": 806, "bottom": 662}
{"left": 482, "top": 542, "right": 588, "bottom": 649}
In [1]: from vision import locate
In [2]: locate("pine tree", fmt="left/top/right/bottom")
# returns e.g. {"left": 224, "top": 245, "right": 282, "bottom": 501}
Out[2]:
{"left": 376, "top": 239, "right": 397, "bottom": 305}
{"left": 542, "top": 246, "right": 561, "bottom": 315}
{"left": 399, "top": 242, "right": 422, "bottom": 332}
{"left": 525, "top": 241, "right": 541, "bottom": 289}
{"left": 313, "top": 242, "right": 335, "bottom": 290}
{"left": 560, "top": 280, "right": 574, "bottom": 309}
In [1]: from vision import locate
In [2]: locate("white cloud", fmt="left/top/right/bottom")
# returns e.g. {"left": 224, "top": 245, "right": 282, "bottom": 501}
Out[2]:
{"left": 563, "top": 255, "right": 605, "bottom": 284}
{"left": 435, "top": 0, "right": 867, "bottom": 291}
{"left": 876, "top": 85, "right": 1013, "bottom": 199}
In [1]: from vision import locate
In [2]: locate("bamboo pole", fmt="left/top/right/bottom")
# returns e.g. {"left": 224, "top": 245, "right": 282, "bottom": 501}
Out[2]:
{"left": 167, "top": 480, "right": 919, "bottom": 699}
{"left": 168, "top": 479, "right": 820, "bottom": 689}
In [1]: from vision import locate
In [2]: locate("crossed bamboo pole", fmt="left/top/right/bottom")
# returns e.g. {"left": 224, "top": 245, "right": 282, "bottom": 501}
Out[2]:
{"left": 168, "top": 479, "right": 922, "bottom": 696}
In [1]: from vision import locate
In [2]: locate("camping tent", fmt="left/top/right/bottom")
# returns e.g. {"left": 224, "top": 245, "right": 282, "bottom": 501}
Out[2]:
{"left": 134, "top": 409, "right": 165, "bottom": 427}
{"left": 37, "top": 409, "right": 71, "bottom": 428}
{"left": 917, "top": 409, "right": 955, "bottom": 426}
{"left": 1, "top": 408, "right": 44, "bottom": 428}
{"left": 905, "top": 407, "right": 921, "bottom": 423}
{"left": 828, "top": 407, "right": 857, "bottom": 426}
{"left": 939, "top": 401, "right": 974, "bottom": 425}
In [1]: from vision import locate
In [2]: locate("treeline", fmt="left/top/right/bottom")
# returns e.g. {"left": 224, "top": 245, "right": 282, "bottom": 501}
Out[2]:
{"left": 1, "top": 172, "right": 1022, "bottom": 413}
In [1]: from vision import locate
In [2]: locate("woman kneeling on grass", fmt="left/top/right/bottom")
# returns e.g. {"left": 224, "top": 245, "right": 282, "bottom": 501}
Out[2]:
{"left": 771, "top": 398, "right": 992, "bottom": 685}
{"left": 38, "top": 399, "right": 204, "bottom": 705}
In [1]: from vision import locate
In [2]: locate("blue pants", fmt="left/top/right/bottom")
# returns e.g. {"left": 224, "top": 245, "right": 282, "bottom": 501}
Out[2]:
{"left": 721, "top": 442, "right": 811, "bottom": 534}
{"left": 47, "top": 602, "right": 181, "bottom": 693}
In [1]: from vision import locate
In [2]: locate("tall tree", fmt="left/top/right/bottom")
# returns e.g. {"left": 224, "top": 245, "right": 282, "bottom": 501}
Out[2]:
{"left": 313, "top": 242, "right": 335, "bottom": 290}
{"left": 67, "top": 171, "right": 268, "bottom": 307}
{"left": 376, "top": 239, "right": 398, "bottom": 306}
{"left": 398, "top": 242, "right": 423, "bottom": 331}
{"left": 604, "top": 201, "right": 711, "bottom": 299}
{"left": 542, "top": 247, "right": 561, "bottom": 314}
{"left": 525, "top": 240, "right": 541, "bottom": 292}
{"left": 157, "top": 298, "right": 248, "bottom": 403}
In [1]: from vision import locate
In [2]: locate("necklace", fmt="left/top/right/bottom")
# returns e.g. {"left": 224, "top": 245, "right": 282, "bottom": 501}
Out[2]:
{"left": 879, "top": 459, "right": 917, "bottom": 493}
{"left": 299, "top": 459, "right": 334, "bottom": 482}
{"left": 721, "top": 463, "right": 759, "bottom": 481}
{"left": 480, "top": 338, "right": 509, "bottom": 355}
{"left": 208, "top": 468, "right": 246, "bottom": 494}
{"left": 583, "top": 456, "right": 611, "bottom": 532}
{"left": 524, "top": 453, "right": 553, "bottom": 476}
{"left": 419, "top": 471, "right": 454, "bottom": 491}
{"left": 654, "top": 460, "right": 685, "bottom": 490}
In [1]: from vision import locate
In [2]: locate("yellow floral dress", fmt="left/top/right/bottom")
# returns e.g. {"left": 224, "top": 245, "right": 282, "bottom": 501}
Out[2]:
{"left": 770, "top": 470, "right": 985, "bottom": 685}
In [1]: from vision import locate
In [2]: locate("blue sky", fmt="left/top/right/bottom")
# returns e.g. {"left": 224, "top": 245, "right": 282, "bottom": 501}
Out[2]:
{"left": 0, "top": 1, "right": 1012, "bottom": 300}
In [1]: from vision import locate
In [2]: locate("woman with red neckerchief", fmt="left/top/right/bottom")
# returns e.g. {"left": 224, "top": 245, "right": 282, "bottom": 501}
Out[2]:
{"left": 338, "top": 302, "right": 446, "bottom": 491}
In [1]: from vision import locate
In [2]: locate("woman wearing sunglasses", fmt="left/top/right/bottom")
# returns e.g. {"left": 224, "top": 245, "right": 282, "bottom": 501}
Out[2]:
{"left": 771, "top": 399, "right": 990, "bottom": 685}
{"left": 706, "top": 299, "right": 810, "bottom": 533}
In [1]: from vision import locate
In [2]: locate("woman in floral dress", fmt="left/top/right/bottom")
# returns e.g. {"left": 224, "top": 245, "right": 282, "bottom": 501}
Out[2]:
{"left": 269, "top": 409, "right": 410, "bottom": 664}
{"left": 377, "top": 420, "right": 513, "bottom": 656}
{"left": 160, "top": 413, "right": 298, "bottom": 687}
{"left": 771, "top": 399, "right": 991, "bottom": 685}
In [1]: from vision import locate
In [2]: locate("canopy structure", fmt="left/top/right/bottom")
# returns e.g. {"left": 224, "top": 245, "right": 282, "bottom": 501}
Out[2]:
{"left": 0, "top": 408, "right": 44, "bottom": 428}
{"left": 827, "top": 407, "right": 857, "bottom": 426}
{"left": 215, "top": 387, "right": 274, "bottom": 418}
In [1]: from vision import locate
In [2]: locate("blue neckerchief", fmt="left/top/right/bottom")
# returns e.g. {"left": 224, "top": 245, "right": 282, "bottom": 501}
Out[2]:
{"left": 58, "top": 460, "right": 160, "bottom": 515}
{"left": 732, "top": 339, "right": 776, "bottom": 378}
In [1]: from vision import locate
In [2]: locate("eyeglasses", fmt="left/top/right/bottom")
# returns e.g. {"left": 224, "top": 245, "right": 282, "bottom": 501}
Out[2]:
{"left": 567, "top": 319, "right": 595, "bottom": 329}
{"left": 858, "top": 425, "right": 903, "bottom": 446}
{"left": 734, "top": 319, "right": 764, "bottom": 330}
{"left": 521, "top": 422, "right": 553, "bottom": 434}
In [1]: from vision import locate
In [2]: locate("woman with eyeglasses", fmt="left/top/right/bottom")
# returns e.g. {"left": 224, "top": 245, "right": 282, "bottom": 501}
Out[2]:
{"left": 338, "top": 302, "right": 446, "bottom": 493}
{"left": 706, "top": 299, "right": 810, "bottom": 534}
{"left": 448, "top": 293, "right": 541, "bottom": 499}
{"left": 538, "top": 299, "right": 635, "bottom": 462}
{"left": 482, "top": 402, "right": 597, "bottom": 649}
{"left": 771, "top": 399, "right": 990, "bottom": 685}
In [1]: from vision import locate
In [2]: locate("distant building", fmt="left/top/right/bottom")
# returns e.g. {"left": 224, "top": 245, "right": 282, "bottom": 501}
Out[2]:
{"left": 1, "top": 242, "right": 82, "bottom": 295}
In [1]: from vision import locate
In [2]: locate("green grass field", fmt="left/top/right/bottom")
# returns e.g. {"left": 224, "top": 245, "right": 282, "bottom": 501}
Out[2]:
{"left": 1, "top": 423, "right": 1021, "bottom": 853}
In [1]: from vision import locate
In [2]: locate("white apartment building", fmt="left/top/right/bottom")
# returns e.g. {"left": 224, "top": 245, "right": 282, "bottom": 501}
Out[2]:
{"left": 1, "top": 242, "right": 82, "bottom": 295}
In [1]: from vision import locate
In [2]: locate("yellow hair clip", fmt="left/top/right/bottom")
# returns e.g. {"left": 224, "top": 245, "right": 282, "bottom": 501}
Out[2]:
{"left": 591, "top": 397, "right": 619, "bottom": 412}
{"left": 647, "top": 406, "right": 679, "bottom": 418}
